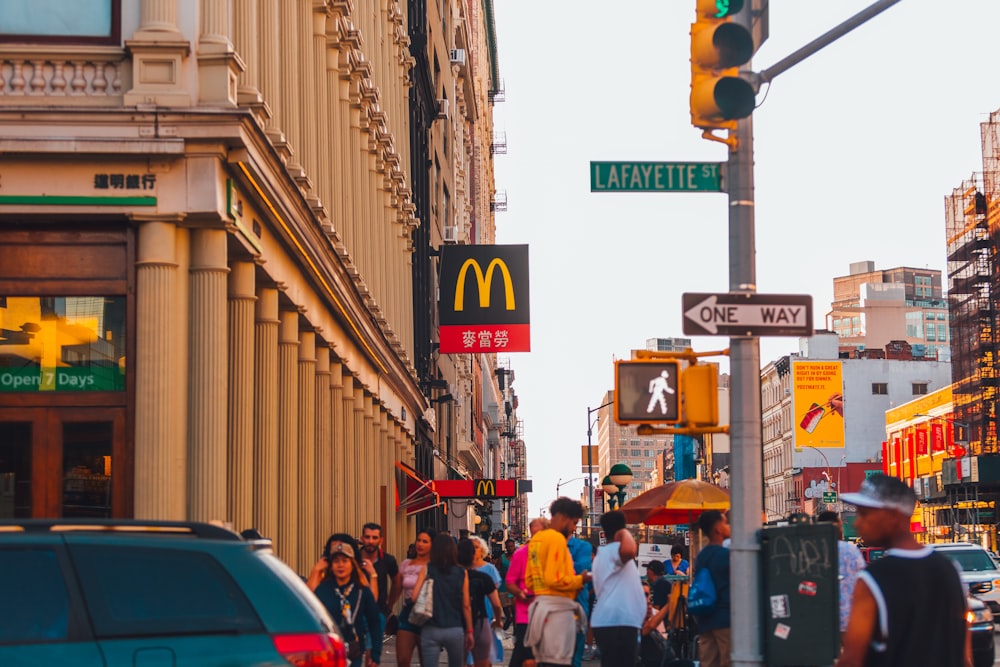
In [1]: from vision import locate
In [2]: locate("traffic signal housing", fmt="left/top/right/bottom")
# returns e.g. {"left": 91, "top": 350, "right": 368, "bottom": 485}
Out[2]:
{"left": 690, "top": 0, "right": 756, "bottom": 132}
{"left": 681, "top": 363, "right": 719, "bottom": 427}
{"left": 615, "top": 359, "right": 681, "bottom": 424}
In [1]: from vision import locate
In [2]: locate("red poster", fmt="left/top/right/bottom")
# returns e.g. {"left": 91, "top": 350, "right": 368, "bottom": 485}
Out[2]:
{"left": 894, "top": 438, "right": 902, "bottom": 475}
{"left": 931, "top": 422, "right": 945, "bottom": 452}
{"left": 915, "top": 428, "right": 928, "bottom": 456}
{"left": 906, "top": 434, "right": 916, "bottom": 480}
{"left": 881, "top": 441, "right": 889, "bottom": 475}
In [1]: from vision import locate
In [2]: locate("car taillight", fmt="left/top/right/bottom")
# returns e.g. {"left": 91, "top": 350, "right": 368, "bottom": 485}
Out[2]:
{"left": 272, "top": 632, "right": 346, "bottom": 667}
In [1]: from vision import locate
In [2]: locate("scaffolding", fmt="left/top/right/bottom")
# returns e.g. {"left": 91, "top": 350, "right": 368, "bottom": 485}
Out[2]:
{"left": 946, "top": 170, "right": 998, "bottom": 455}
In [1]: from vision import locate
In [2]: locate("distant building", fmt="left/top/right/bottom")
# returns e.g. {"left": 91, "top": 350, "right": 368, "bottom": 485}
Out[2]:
{"left": 826, "top": 260, "right": 949, "bottom": 361}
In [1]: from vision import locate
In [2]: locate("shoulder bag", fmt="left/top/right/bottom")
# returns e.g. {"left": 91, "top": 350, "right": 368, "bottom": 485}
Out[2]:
{"left": 409, "top": 572, "right": 434, "bottom": 626}
{"left": 685, "top": 553, "right": 718, "bottom": 618}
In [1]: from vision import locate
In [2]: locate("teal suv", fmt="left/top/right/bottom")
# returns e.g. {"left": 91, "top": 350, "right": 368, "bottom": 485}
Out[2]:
{"left": 0, "top": 519, "right": 346, "bottom": 666}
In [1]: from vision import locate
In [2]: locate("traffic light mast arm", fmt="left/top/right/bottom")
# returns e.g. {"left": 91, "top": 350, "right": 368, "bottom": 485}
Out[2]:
{"left": 634, "top": 347, "right": 729, "bottom": 363}
{"left": 752, "top": 0, "right": 901, "bottom": 87}
{"left": 637, "top": 424, "right": 730, "bottom": 437}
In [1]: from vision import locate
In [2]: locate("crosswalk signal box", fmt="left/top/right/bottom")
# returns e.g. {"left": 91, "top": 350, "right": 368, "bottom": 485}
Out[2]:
{"left": 615, "top": 359, "right": 681, "bottom": 424}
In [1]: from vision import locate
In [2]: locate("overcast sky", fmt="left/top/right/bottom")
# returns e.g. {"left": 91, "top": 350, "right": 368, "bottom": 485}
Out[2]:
{"left": 490, "top": 0, "right": 1000, "bottom": 518}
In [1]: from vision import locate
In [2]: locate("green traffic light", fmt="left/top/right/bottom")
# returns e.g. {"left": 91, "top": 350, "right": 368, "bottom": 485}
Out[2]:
{"left": 714, "top": 0, "right": 744, "bottom": 18}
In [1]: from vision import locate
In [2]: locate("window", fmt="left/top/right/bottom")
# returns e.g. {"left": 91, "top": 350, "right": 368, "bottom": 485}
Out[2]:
{"left": 630, "top": 449, "right": 641, "bottom": 457}
{"left": 0, "top": 0, "right": 119, "bottom": 44}
{"left": 0, "top": 548, "right": 69, "bottom": 642}
{"left": 912, "top": 383, "right": 928, "bottom": 395}
{"left": 71, "top": 546, "right": 262, "bottom": 637}
{"left": 872, "top": 383, "right": 888, "bottom": 395}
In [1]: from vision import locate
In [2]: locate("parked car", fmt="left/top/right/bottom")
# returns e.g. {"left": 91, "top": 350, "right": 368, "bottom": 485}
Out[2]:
{"left": 0, "top": 519, "right": 345, "bottom": 666}
{"left": 932, "top": 542, "right": 1000, "bottom": 615}
{"left": 968, "top": 594, "right": 995, "bottom": 667}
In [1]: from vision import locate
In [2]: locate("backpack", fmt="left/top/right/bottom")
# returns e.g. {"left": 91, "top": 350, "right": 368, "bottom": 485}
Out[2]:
{"left": 686, "top": 555, "right": 718, "bottom": 618}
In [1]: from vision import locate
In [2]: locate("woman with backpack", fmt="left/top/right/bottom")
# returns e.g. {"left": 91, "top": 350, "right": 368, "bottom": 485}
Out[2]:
{"left": 410, "top": 533, "right": 473, "bottom": 667}
{"left": 308, "top": 533, "right": 383, "bottom": 667}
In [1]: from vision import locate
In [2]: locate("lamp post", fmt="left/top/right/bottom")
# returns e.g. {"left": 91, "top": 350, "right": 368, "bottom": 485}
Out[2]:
{"left": 586, "top": 400, "right": 614, "bottom": 531}
{"left": 798, "top": 444, "right": 837, "bottom": 511}
{"left": 602, "top": 464, "right": 634, "bottom": 511}
{"left": 556, "top": 476, "right": 592, "bottom": 502}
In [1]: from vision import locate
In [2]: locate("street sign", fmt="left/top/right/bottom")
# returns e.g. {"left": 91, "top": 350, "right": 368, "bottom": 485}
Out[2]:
{"left": 682, "top": 292, "right": 813, "bottom": 337}
{"left": 822, "top": 491, "right": 837, "bottom": 504}
{"left": 614, "top": 359, "right": 681, "bottom": 424}
{"left": 590, "top": 161, "right": 723, "bottom": 192}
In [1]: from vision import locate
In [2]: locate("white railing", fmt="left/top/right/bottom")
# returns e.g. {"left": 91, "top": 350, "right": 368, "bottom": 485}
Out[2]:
{"left": 0, "top": 47, "right": 128, "bottom": 104}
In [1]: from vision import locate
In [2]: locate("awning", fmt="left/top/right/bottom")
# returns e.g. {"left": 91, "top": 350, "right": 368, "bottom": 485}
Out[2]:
{"left": 394, "top": 461, "right": 441, "bottom": 516}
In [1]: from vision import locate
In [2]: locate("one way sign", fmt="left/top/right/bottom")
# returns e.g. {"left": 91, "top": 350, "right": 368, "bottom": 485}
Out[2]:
{"left": 682, "top": 293, "right": 813, "bottom": 337}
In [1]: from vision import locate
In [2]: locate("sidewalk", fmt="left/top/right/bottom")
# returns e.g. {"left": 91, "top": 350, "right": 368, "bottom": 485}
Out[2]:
{"left": 378, "top": 628, "right": 602, "bottom": 666}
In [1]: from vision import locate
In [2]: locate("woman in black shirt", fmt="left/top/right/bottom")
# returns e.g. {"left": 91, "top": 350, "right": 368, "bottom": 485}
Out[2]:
{"left": 411, "top": 534, "right": 473, "bottom": 667}
{"left": 458, "top": 538, "right": 504, "bottom": 667}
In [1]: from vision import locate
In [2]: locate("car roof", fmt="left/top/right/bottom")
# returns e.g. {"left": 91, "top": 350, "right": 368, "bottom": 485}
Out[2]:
{"left": 0, "top": 519, "right": 243, "bottom": 541}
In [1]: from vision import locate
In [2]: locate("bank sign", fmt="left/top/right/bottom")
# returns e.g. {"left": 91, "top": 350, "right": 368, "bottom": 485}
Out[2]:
{"left": 438, "top": 244, "right": 530, "bottom": 353}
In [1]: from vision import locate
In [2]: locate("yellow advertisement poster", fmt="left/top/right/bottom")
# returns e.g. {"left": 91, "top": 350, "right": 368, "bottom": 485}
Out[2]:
{"left": 792, "top": 361, "right": 845, "bottom": 449}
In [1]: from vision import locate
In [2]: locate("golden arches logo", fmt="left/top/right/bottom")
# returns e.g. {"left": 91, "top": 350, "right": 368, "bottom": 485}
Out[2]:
{"left": 454, "top": 259, "right": 516, "bottom": 312}
{"left": 475, "top": 479, "right": 496, "bottom": 497}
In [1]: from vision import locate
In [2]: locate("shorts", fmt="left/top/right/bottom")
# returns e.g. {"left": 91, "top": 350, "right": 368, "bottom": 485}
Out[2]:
{"left": 397, "top": 601, "right": 422, "bottom": 634}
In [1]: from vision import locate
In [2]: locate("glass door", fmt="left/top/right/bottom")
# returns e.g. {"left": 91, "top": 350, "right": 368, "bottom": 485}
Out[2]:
{"left": 0, "top": 407, "right": 126, "bottom": 517}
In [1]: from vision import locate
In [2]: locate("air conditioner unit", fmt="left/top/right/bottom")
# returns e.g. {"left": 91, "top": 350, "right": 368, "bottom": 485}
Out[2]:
{"left": 443, "top": 225, "right": 458, "bottom": 243}
{"left": 436, "top": 98, "right": 449, "bottom": 119}
{"left": 449, "top": 48, "right": 466, "bottom": 66}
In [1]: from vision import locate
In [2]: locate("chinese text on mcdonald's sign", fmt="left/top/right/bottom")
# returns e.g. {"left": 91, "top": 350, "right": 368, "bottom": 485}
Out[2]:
{"left": 438, "top": 244, "right": 530, "bottom": 353}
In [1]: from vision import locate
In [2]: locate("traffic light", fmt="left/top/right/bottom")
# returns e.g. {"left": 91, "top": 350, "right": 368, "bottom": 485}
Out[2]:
{"left": 690, "top": 0, "right": 756, "bottom": 132}
{"left": 615, "top": 359, "right": 681, "bottom": 424}
{"left": 682, "top": 363, "right": 719, "bottom": 426}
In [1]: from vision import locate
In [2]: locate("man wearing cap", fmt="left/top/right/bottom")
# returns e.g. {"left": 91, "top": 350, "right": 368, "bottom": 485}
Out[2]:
{"left": 836, "top": 474, "right": 970, "bottom": 667}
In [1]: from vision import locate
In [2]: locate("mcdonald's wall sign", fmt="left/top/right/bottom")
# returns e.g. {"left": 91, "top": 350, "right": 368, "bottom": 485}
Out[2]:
{"left": 438, "top": 244, "right": 530, "bottom": 353}
{"left": 433, "top": 478, "right": 521, "bottom": 498}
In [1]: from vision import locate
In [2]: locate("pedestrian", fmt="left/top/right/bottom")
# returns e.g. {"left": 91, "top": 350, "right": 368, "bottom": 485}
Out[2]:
{"left": 360, "top": 522, "right": 402, "bottom": 638}
{"left": 815, "top": 510, "right": 866, "bottom": 635}
{"left": 590, "top": 510, "right": 645, "bottom": 667}
{"left": 666, "top": 545, "right": 689, "bottom": 575}
{"left": 469, "top": 535, "right": 504, "bottom": 663}
{"left": 500, "top": 538, "right": 517, "bottom": 629}
{"left": 693, "top": 510, "right": 731, "bottom": 667}
{"left": 566, "top": 531, "right": 593, "bottom": 667}
{"left": 410, "top": 533, "right": 473, "bottom": 667}
{"left": 307, "top": 534, "right": 383, "bottom": 667}
{"left": 505, "top": 517, "right": 548, "bottom": 667}
{"left": 644, "top": 560, "right": 671, "bottom": 611}
{"left": 458, "top": 538, "right": 504, "bottom": 667}
{"left": 524, "top": 497, "right": 592, "bottom": 667}
{"left": 396, "top": 528, "right": 435, "bottom": 667}
{"left": 835, "top": 475, "right": 969, "bottom": 667}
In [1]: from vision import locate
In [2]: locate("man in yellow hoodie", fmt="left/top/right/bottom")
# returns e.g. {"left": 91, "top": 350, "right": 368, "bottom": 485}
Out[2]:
{"left": 524, "top": 497, "right": 592, "bottom": 666}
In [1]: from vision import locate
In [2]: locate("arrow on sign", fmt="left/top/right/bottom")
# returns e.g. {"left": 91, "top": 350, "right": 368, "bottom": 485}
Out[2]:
{"left": 682, "top": 293, "right": 814, "bottom": 337}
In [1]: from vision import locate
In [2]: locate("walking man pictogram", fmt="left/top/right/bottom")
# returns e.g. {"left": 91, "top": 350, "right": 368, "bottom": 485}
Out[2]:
{"left": 646, "top": 370, "right": 675, "bottom": 415}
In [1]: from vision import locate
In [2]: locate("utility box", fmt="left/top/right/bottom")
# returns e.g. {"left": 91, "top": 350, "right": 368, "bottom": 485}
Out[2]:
{"left": 759, "top": 522, "right": 839, "bottom": 666}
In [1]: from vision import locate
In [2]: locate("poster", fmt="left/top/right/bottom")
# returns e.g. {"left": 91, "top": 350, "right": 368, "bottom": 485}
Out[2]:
{"left": 792, "top": 361, "right": 845, "bottom": 449}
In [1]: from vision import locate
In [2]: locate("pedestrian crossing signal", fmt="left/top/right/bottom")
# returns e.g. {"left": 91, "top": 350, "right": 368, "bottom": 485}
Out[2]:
{"left": 614, "top": 360, "right": 681, "bottom": 424}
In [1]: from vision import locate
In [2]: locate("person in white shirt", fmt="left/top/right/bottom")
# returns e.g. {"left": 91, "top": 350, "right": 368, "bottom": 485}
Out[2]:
{"left": 590, "top": 510, "right": 646, "bottom": 667}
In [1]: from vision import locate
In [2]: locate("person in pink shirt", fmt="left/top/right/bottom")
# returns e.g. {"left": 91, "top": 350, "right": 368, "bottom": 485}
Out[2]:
{"left": 505, "top": 517, "right": 549, "bottom": 667}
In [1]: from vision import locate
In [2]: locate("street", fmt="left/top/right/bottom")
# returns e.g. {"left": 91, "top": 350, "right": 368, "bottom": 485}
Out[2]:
{"left": 378, "top": 630, "right": 601, "bottom": 666}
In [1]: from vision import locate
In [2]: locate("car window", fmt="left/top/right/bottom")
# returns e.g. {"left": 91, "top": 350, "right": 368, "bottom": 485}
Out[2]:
{"left": 0, "top": 548, "right": 69, "bottom": 643}
{"left": 941, "top": 549, "right": 998, "bottom": 572}
{"left": 70, "top": 544, "right": 263, "bottom": 637}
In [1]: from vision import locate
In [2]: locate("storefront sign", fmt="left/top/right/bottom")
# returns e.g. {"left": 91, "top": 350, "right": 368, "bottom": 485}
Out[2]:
{"left": 0, "top": 367, "right": 123, "bottom": 392}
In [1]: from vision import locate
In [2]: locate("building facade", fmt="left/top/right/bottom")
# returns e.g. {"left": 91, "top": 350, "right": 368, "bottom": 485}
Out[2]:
{"left": 0, "top": 0, "right": 509, "bottom": 574}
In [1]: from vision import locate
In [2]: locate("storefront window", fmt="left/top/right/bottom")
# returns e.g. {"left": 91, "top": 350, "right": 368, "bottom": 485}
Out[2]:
{"left": 63, "top": 422, "right": 112, "bottom": 518}
{"left": 0, "top": 296, "right": 125, "bottom": 392}
{"left": 0, "top": 422, "right": 31, "bottom": 518}
{"left": 0, "top": 0, "right": 117, "bottom": 43}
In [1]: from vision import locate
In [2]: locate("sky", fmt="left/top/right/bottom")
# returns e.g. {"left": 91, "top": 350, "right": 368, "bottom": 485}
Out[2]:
{"left": 489, "top": 0, "right": 1000, "bottom": 518}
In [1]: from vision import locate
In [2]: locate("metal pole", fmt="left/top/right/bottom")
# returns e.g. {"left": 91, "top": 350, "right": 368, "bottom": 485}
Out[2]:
{"left": 587, "top": 407, "right": 595, "bottom": 532}
{"left": 730, "top": 6, "right": 763, "bottom": 667}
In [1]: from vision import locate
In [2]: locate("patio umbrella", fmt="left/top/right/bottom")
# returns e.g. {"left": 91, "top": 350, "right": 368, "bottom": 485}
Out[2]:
{"left": 619, "top": 478, "right": 730, "bottom": 526}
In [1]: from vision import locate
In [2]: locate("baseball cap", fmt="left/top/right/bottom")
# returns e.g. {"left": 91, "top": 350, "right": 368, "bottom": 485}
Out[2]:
{"left": 325, "top": 540, "right": 358, "bottom": 560}
{"left": 840, "top": 474, "right": 916, "bottom": 516}
{"left": 645, "top": 560, "right": 665, "bottom": 575}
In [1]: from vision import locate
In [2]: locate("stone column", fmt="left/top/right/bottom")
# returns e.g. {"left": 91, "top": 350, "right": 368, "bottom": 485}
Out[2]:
{"left": 331, "top": 362, "right": 346, "bottom": 531}
{"left": 315, "top": 348, "right": 333, "bottom": 540}
{"left": 228, "top": 261, "right": 256, "bottom": 532}
{"left": 342, "top": 373, "right": 357, "bottom": 530}
{"left": 135, "top": 219, "right": 182, "bottom": 519}
{"left": 297, "top": 330, "right": 317, "bottom": 574}
{"left": 356, "top": 386, "right": 370, "bottom": 523}
{"left": 279, "top": 0, "right": 304, "bottom": 177}
{"left": 257, "top": 0, "right": 286, "bottom": 151}
{"left": 198, "top": 0, "right": 243, "bottom": 106}
{"left": 187, "top": 228, "right": 229, "bottom": 522}
{"left": 125, "top": 0, "right": 192, "bottom": 106}
{"left": 233, "top": 0, "right": 263, "bottom": 105}
{"left": 278, "top": 310, "right": 300, "bottom": 569}
{"left": 253, "top": 287, "right": 280, "bottom": 540}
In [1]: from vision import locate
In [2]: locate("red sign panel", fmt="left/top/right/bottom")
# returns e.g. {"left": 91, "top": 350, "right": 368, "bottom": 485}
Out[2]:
{"left": 915, "top": 428, "right": 928, "bottom": 456}
{"left": 931, "top": 422, "right": 945, "bottom": 452}
{"left": 434, "top": 479, "right": 517, "bottom": 498}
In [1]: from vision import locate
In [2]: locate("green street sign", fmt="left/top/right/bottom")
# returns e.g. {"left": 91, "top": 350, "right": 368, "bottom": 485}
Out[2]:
{"left": 590, "top": 161, "right": 724, "bottom": 192}
{"left": 822, "top": 491, "right": 837, "bottom": 504}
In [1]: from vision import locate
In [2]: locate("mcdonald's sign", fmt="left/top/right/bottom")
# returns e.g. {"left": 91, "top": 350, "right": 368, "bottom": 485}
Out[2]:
{"left": 475, "top": 479, "right": 496, "bottom": 498}
{"left": 439, "top": 244, "right": 530, "bottom": 353}
{"left": 434, "top": 478, "right": 517, "bottom": 498}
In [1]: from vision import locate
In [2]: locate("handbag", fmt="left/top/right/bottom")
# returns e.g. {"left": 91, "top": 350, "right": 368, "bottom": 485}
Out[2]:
{"left": 686, "top": 562, "right": 717, "bottom": 618}
{"left": 384, "top": 613, "right": 398, "bottom": 636}
{"left": 409, "top": 577, "right": 434, "bottom": 626}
